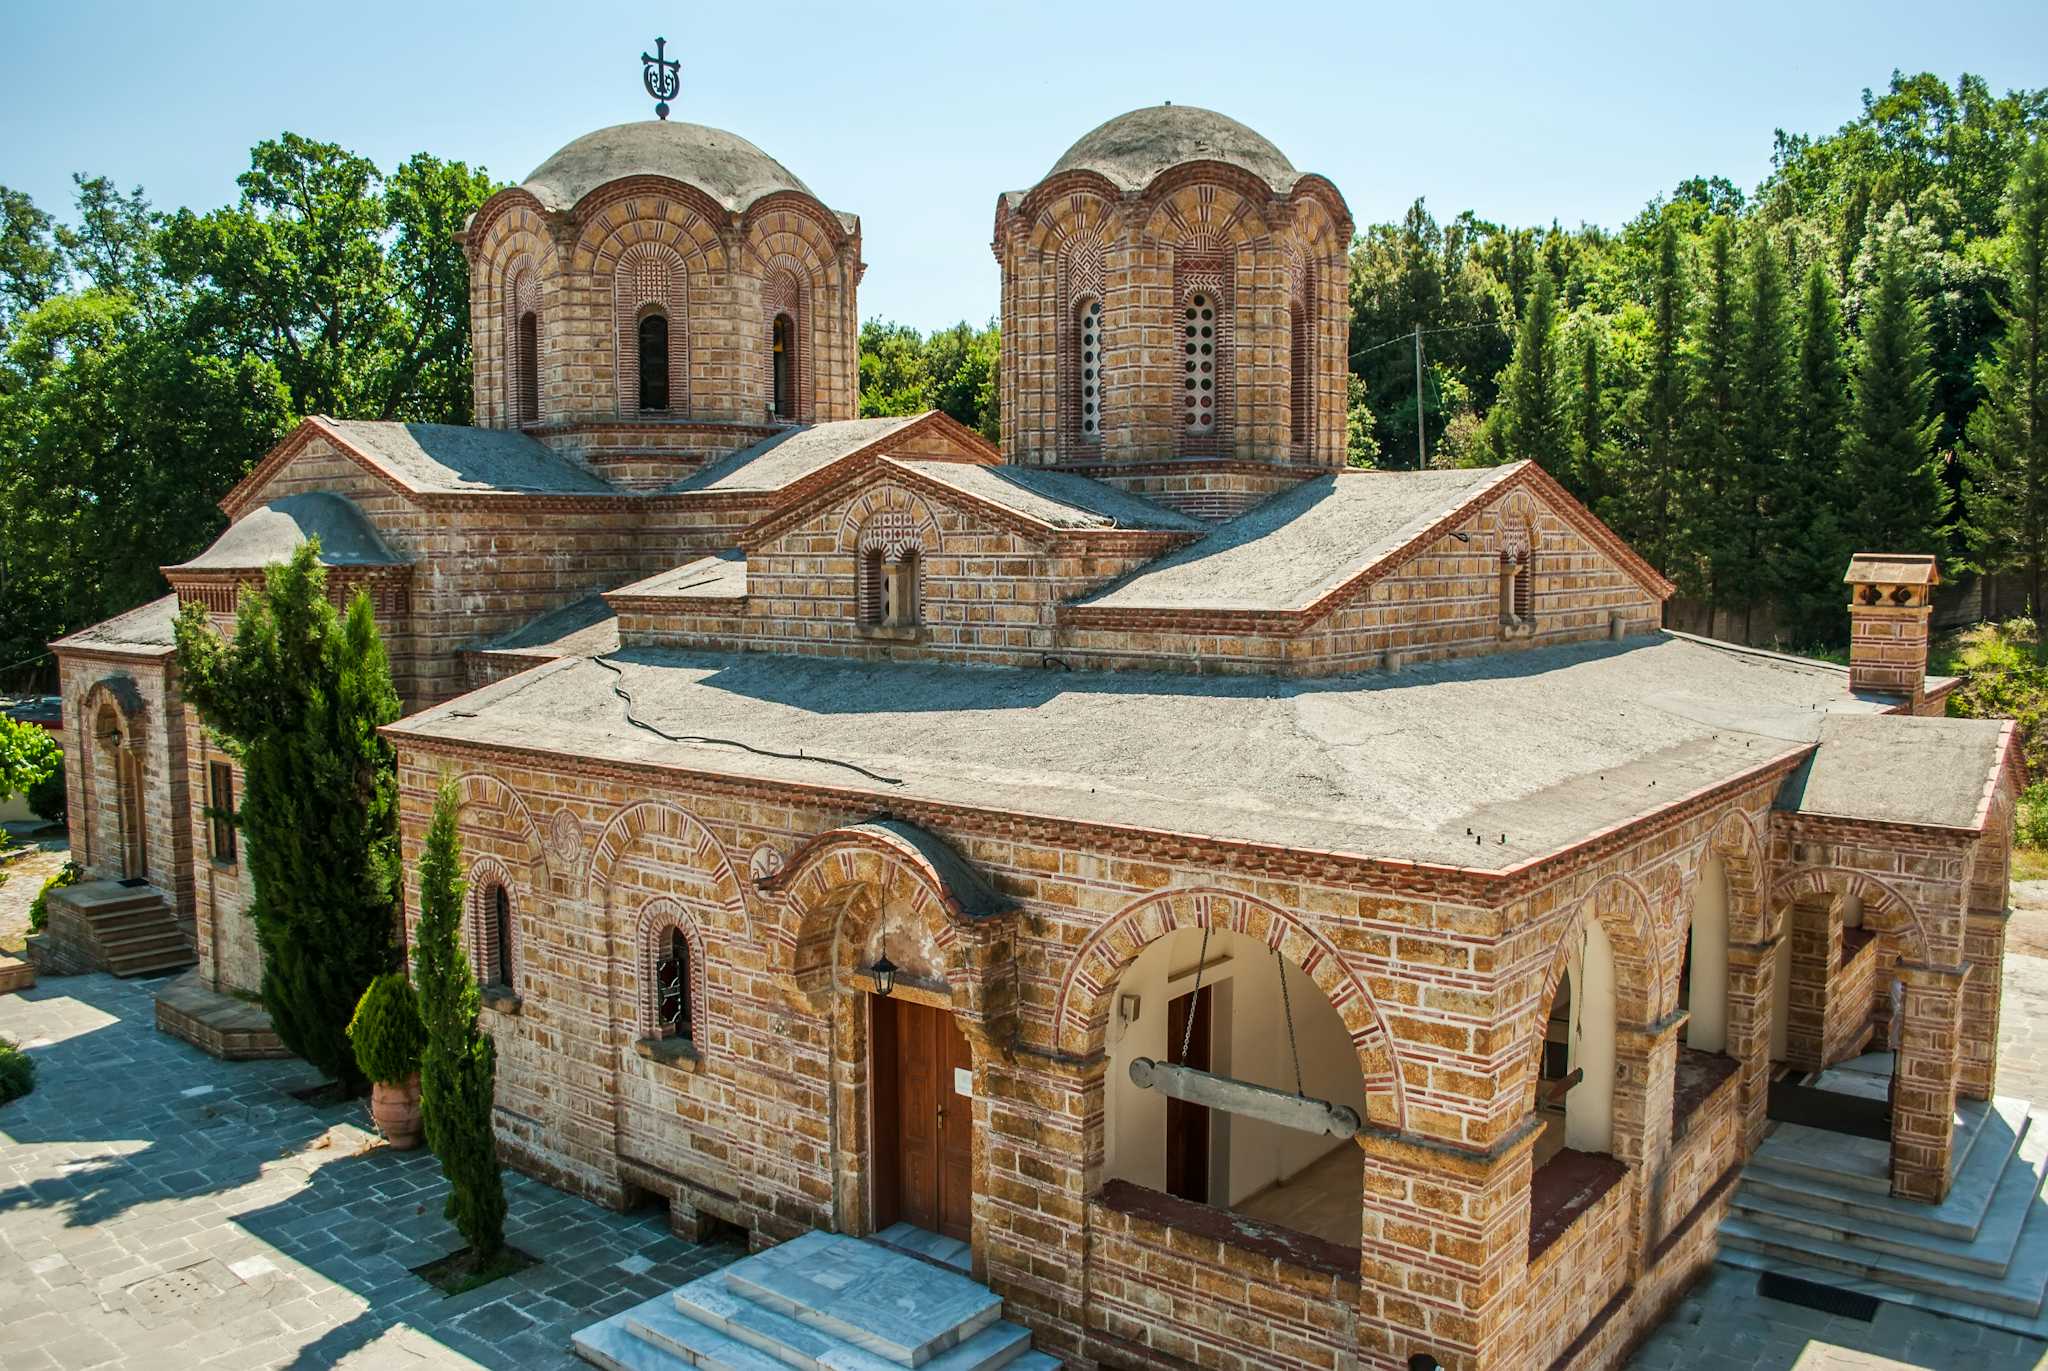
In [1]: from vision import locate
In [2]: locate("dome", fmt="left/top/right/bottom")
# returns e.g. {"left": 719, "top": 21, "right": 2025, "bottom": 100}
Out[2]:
{"left": 1043, "top": 105, "right": 1301, "bottom": 194}
{"left": 521, "top": 121, "right": 818, "bottom": 214}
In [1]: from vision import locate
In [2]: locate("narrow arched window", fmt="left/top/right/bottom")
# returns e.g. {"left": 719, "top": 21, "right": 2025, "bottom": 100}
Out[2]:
{"left": 1500, "top": 549, "right": 1532, "bottom": 625}
{"left": 637, "top": 312, "right": 670, "bottom": 412}
{"left": 885, "top": 551, "right": 921, "bottom": 628}
{"left": 1290, "top": 299, "right": 1312, "bottom": 451}
{"left": 1078, "top": 298, "right": 1104, "bottom": 443}
{"left": 516, "top": 312, "right": 540, "bottom": 426}
{"left": 492, "top": 885, "right": 514, "bottom": 989}
{"left": 772, "top": 314, "right": 794, "bottom": 419}
{"left": 655, "top": 928, "right": 691, "bottom": 1039}
{"left": 1184, "top": 292, "right": 1216, "bottom": 434}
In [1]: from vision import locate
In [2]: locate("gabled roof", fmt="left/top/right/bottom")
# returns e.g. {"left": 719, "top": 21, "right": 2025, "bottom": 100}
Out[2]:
{"left": 52, "top": 595, "right": 181, "bottom": 658}
{"left": 222, "top": 416, "right": 617, "bottom": 515}
{"left": 1845, "top": 553, "right": 1940, "bottom": 587}
{"left": 1072, "top": 461, "right": 1673, "bottom": 625}
{"left": 665, "top": 417, "right": 928, "bottom": 495}
{"left": 887, "top": 462, "right": 1205, "bottom": 533}
{"left": 167, "top": 493, "right": 406, "bottom": 573}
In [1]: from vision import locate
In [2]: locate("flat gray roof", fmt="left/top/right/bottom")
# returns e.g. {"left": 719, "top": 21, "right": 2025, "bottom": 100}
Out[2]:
{"left": 666, "top": 418, "right": 922, "bottom": 495}
{"left": 1079, "top": 466, "right": 1515, "bottom": 614}
{"left": 894, "top": 462, "right": 1206, "bottom": 533}
{"left": 389, "top": 633, "right": 1978, "bottom": 871}
{"left": 612, "top": 551, "right": 749, "bottom": 600}
{"left": 320, "top": 419, "right": 615, "bottom": 496}
{"left": 53, "top": 595, "right": 180, "bottom": 657}
{"left": 474, "top": 595, "right": 620, "bottom": 659}
{"left": 1778, "top": 713, "right": 2009, "bottom": 830}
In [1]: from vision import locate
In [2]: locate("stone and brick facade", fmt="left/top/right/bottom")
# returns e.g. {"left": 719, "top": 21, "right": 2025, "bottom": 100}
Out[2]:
{"left": 51, "top": 103, "right": 2022, "bottom": 1371}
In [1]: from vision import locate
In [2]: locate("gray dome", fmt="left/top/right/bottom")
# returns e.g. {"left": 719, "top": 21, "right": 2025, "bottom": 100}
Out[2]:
{"left": 171, "top": 493, "right": 405, "bottom": 572}
{"left": 522, "top": 121, "right": 817, "bottom": 214}
{"left": 1045, "top": 105, "right": 1300, "bottom": 194}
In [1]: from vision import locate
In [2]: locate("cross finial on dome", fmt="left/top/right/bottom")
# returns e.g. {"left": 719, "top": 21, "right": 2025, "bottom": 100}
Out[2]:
{"left": 641, "top": 37, "right": 681, "bottom": 121}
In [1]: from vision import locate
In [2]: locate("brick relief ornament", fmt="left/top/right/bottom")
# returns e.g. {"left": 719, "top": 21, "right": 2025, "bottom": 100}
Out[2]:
{"left": 548, "top": 808, "right": 585, "bottom": 873}
{"left": 748, "top": 843, "right": 785, "bottom": 884}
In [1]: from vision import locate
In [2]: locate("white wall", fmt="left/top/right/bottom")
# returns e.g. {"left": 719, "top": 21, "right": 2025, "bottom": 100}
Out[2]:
{"left": 1685, "top": 858, "right": 1730, "bottom": 1053}
{"left": 1566, "top": 919, "right": 1616, "bottom": 1154}
{"left": 1105, "top": 926, "right": 1368, "bottom": 1209}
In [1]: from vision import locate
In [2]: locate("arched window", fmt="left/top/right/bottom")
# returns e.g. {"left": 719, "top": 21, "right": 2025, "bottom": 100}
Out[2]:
{"left": 1184, "top": 291, "right": 1217, "bottom": 434}
{"left": 638, "top": 902, "right": 702, "bottom": 1044}
{"left": 637, "top": 312, "right": 670, "bottom": 412}
{"left": 1078, "top": 298, "right": 1104, "bottom": 443}
{"left": 655, "top": 928, "right": 691, "bottom": 1039}
{"left": 1682, "top": 859, "right": 1730, "bottom": 1054}
{"left": 1290, "top": 297, "right": 1312, "bottom": 451}
{"left": 1500, "top": 550, "right": 1530, "bottom": 624}
{"left": 469, "top": 878, "right": 516, "bottom": 990}
{"left": 885, "top": 551, "right": 920, "bottom": 628}
{"left": 772, "top": 314, "right": 795, "bottom": 419}
{"left": 516, "top": 312, "right": 540, "bottom": 427}
{"left": 492, "top": 885, "right": 514, "bottom": 990}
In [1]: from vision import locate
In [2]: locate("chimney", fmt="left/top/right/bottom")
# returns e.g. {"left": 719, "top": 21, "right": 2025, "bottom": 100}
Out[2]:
{"left": 1844, "top": 553, "right": 1938, "bottom": 704}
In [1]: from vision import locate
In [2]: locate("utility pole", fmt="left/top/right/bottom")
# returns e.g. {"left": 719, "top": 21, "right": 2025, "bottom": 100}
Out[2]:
{"left": 1412, "top": 323, "right": 1427, "bottom": 469}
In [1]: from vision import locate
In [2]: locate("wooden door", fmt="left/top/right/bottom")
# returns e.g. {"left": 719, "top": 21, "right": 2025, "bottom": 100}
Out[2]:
{"left": 118, "top": 753, "right": 145, "bottom": 880}
{"left": 872, "top": 996, "right": 974, "bottom": 1242}
{"left": 1165, "top": 986, "right": 1211, "bottom": 1204}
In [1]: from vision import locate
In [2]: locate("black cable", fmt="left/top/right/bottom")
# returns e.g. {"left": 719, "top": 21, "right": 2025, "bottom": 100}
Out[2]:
{"left": 589, "top": 655, "right": 903, "bottom": 786}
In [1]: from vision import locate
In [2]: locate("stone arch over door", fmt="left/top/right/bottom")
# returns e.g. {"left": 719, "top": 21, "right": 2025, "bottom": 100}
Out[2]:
{"left": 1055, "top": 886, "right": 1405, "bottom": 1132}
{"left": 758, "top": 821, "right": 1019, "bottom": 1252}
{"left": 76, "top": 677, "right": 147, "bottom": 881}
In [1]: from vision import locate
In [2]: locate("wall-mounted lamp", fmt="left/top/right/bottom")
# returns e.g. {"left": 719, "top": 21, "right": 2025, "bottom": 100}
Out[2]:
{"left": 1118, "top": 993, "right": 1142, "bottom": 1025}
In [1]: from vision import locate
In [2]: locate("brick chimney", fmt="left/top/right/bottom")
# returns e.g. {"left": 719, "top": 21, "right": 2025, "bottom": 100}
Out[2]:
{"left": 1844, "top": 553, "right": 1939, "bottom": 703}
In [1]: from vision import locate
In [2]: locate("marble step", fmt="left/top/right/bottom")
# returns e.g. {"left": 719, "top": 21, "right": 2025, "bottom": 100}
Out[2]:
{"left": 1747, "top": 1089, "right": 2020, "bottom": 1202}
{"left": 676, "top": 1270, "right": 1035, "bottom": 1371}
{"left": 1719, "top": 1245, "right": 2048, "bottom": 1340}
{"left": 1720, "top": 1199, "right": 2048, "bottom": 1318}
{"left": 1739, "top": 1097, "right": 2032, "bottom": 1241}
{"left": 1730, "top": 1111, "right": 2048, "bottom": 1277}
{"left": 576, "top": 1291, "right": 1059, "bottom": 1371}
{"left": 722, "top": 1230, "right": 1004, "bottom": 1366}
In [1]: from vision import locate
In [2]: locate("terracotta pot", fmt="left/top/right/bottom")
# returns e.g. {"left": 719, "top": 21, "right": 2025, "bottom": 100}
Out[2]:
{"left": 370, "top": 1073, "right": 423, "bottom": 1149}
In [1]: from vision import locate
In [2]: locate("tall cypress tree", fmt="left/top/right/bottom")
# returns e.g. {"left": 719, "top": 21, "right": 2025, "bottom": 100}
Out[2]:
{"left": 1496, "top": 269, "right": 1569, "bottom": 478}
{"left": 1776, "top": 263, "right": 1854, "bottom": 644}
{"left": 173, "top": 542, "right": 399, "bottom": 1090}
{"left": 1731, "top": 232, "right": 1795, "bottom": 631}
{"left": 1629, "top": 219, "right": 1690, "bottom": 573}
{"left": 1569, "top": 318, "right": 1609, "bottom": 508}
{"left": 414, "top": 777, "right": 506, "bottom": 1262}
{"left": 1961, "top": 138, "right": 2048, "bottom": 618}
{"left": 1684, "top": 218, "right": 1744, "bottom": 604}
{"left": 1843, "top": 209, "right": 1949, "bottom": 556}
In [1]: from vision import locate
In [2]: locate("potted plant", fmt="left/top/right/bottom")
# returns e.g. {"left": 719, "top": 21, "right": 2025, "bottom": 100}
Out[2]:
{"left": 348, "top": 972, "right": 425, "bottom": 1148}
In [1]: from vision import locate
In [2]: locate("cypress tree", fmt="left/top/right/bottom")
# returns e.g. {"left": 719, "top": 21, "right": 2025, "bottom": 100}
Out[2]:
{"left": 1629, "top": 219, "right": 1690, "bottom": 573}
{"left": 172, "top": 541, "right": 398, "bottom": 1090}
{"left": 1960, "top": 138, "right": 2048, "bottom": 618}
{"left": 1684, "top": 218, "right": 1744, "bottom": 604}
{"left": 1776, "top": 263, "right": 1854, "bottom": 644}
{"left": 414, "top": 777, "right": 506, "bottom": 1262}
{"left": 1843, "top": 209, "right": 1949, "bottom": 557}
{"left": 1496, "top": 269, "right": 1569, "bottom": 477}
{"left": 1731, "top": 232, "right": 1796, "bottom": 631}
{"left": 1569, "top": 318, "right": 1609, "bottom": 507}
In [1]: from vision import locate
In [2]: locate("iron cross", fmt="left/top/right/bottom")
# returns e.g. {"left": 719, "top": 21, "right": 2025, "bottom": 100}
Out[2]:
{"left": 642, "top": 37, "right": 681, "bottom": 120}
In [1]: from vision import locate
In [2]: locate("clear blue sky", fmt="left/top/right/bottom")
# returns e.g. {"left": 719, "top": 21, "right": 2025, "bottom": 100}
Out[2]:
{"left": 3, "top": 0, "right": 2044, "bottom": 332}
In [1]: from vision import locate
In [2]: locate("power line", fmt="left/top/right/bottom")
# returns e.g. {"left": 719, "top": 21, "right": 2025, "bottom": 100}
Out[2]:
{"left": 1348, "top": 320, "right": 1499, "bottom": 362}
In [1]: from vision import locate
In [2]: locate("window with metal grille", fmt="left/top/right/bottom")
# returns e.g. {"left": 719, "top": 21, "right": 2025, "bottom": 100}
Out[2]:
{"left": 1184, "top": 292, "right": 1216, "bottom": 434}
{"left": 1079, "top": 298, "right": 1103, "bottom": 441}
{"left": 516, "top": 312, "right": 540, "bottom": 426}
{"left": 1290, "top": 300, "right": 1311, "bottom": 450}
{"left": 772, "top": 314, "right": 794, "bottom": 419}
{"left": 207, "top": 761, "right": 236, "bottom": 864}
{"left": 637, "top": 312, "right": 669, "bottom": 411}
{"left": 655, "top": 928, "right": 691, "bottom": 1039}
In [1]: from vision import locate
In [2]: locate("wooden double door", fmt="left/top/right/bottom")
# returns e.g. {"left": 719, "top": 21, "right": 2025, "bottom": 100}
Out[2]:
{"left": 872, "top": 996, "right": 974, "bottom": 1241}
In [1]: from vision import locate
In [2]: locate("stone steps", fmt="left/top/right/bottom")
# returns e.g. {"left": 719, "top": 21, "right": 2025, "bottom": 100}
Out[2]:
{"left": 573, "top": 1230, "right": 1058, "bottom": 1371}
{"left": 0, "top": 955, "right": 33, "bottom": 995}
{"left": 1723, "top": 1101, "right": 2048, "bottom": 1332}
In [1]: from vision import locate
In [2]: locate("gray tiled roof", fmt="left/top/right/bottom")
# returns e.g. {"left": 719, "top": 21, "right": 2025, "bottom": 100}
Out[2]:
{"left": 169, "top": 494, "right": 406, "bottom": 571}
{"left": 320, "top": 419, "right": 615, "bottom": 496}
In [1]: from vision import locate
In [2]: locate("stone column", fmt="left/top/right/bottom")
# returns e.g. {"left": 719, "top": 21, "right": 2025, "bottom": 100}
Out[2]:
{"left": 1959, "top": 909, "right": 2008, "bottom": 1102}
{"left": 1612, "top": 1010, "right": 1686, "bottom": 1260}
{"left": 1891, "top": 961, "right": 1966, "bottom": 1203}
{"left": 1354, "top": 1123, "right": 1540, "bottom": 1371}
{"left": 1725, "top": 933, "right": 1783, "bottom": 1152}
{"left": 979, "top": 1048, "right": 1100, "bottom": 1366}
{"left": 1783, "top": 891, "right": 1841, "bottom": 1070}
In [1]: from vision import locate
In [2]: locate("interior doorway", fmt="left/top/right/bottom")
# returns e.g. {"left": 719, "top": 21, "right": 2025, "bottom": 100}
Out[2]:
{"left": 1165, "top": 985, "right": 1212, "bottom": 1203}
{"left": 871, "top": 996, "right": 973, "bottom": 1242}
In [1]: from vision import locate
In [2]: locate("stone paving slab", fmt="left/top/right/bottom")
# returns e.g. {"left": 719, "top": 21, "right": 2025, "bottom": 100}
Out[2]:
{"left": 0, "top": 972, "right": 739, "bottom": 1370}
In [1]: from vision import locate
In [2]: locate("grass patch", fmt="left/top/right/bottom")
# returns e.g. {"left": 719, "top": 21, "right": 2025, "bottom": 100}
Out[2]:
{"left": 0, "top": 1036, "right": 35, "bottom": 1105}
{"left": 2012, "top": 847, "right": 2048, "bottom": 883}
{"left": 410, "top": 1244, "right": 536, "bottom": 1295}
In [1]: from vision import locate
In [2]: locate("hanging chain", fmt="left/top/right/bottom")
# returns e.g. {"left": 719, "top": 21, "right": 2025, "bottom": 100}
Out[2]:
{"left": 1276, "top": 947, "right": 1305, "bottom": 1097}
{"left": 1180, "top": 921, "right": 1212, "bottom": 1066}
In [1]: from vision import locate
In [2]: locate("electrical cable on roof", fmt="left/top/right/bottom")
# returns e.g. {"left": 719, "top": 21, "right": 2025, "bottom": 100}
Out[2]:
{"left": 590, "top": 655, "right": 903, "bottom": 786}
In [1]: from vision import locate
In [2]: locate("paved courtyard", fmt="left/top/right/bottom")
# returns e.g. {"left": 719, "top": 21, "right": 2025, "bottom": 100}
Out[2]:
{"left": 0, "top": 972, "right": 738, "bottom": 1370}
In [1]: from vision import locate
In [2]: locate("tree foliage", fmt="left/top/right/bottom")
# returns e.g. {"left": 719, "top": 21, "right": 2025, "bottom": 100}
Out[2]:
{"left": 858, "top": 319, "right": 999, "bottom": 440}
{"left": 172, "top": 542, "right": 400, "bottom": 1090}
{"left": 0, "top": 713, "right": 60, "bottom": 806}
{"left": 412, "top": 777, "right": 506, "bottom": 1260}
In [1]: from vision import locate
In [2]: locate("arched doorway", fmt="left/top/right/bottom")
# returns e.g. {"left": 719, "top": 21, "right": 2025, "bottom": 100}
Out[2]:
{"left": 1681, "top": 858, "right": 1731, "bottom": 1053}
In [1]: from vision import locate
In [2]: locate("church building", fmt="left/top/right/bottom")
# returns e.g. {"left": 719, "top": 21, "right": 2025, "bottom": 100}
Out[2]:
{"left": 40, "top": 98, "right": 2026, "bottom": 1371}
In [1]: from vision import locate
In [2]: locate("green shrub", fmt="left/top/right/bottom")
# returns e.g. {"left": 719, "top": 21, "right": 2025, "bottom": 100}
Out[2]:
{"left": 348, "top": 972, "right": 424, "bottom": 1084}
{"left": 0, "top": 716, "right": 60, "bottom": 808}
{"left": 0, "top": 1037, "right": 34, "bottom": 1105}
{"left": 2018, "top": 783, "right": 2048, "bottom": 850}
{"left": 27, "top": 861, "right": 81, "bottom": 934}
{"left": 26, "top": 756, "right": 65, "bottom": 824}
{"left": 1948, "top": 619, "right": 2048, "bottom": 778}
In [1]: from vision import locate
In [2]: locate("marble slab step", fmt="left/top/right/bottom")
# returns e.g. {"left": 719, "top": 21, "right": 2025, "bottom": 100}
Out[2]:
{"left": 676, "top": 1268, "right": 1034, "bottom": 1371}
{"left": 1739, "top": 1099, "right": 2032, "bottom": 1241}
{"left": 573, "top": 1298, "right": 696, "bottom": 1371}
{"left": 1718, "top": 1246, "right": 2048, "bottom": 1340}
{"left": 630, "top": 1296, "right": 795, "bottom": 1371}
{"left": 1748, "top": 1091, "right": 2020, "bottom": 1200}
{"left": 722, "top": 1230, "right": 1004, "bottom": 1367}
{"left": 1719, "top": 1198, "right": 2048, "bottom": 1318}
{"left": 1731, "top": 1111, "right": 2047, "bottom": 1276}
